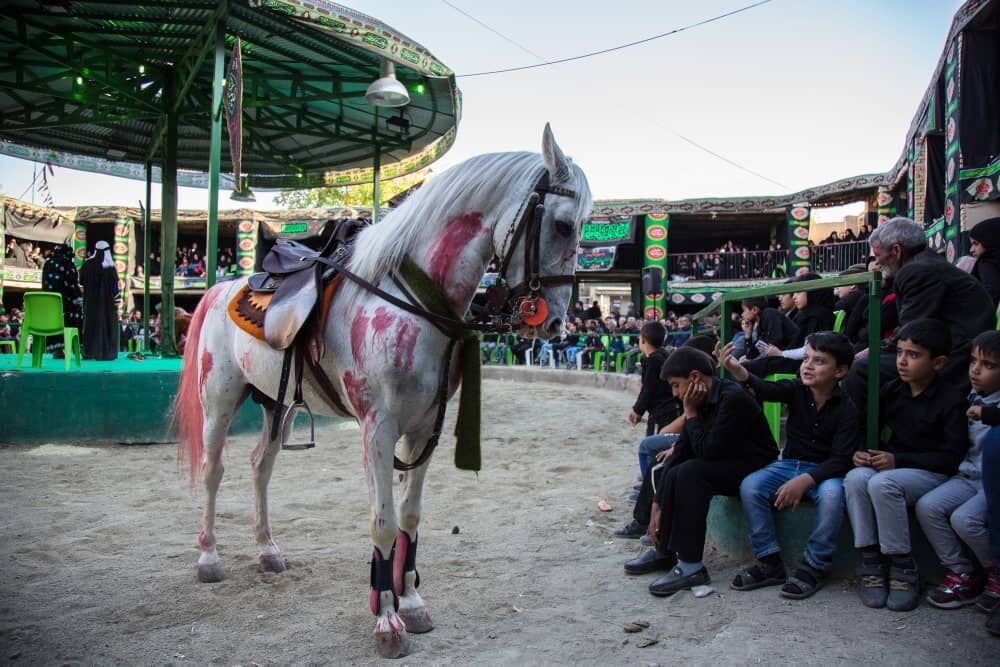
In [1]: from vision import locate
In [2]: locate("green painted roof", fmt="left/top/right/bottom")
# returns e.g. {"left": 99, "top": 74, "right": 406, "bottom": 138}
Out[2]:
{"left": 0, "top": 0, "right": 460, "bottom": 189}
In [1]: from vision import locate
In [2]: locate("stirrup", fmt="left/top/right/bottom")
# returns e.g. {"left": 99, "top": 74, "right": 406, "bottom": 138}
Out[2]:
{"left": 280, "top": 400, "right": 316, "bottom": 450}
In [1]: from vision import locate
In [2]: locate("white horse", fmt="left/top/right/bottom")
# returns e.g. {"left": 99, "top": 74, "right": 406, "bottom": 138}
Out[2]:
{"left": 175, "top": 125, "right": 591, "bottom": 658}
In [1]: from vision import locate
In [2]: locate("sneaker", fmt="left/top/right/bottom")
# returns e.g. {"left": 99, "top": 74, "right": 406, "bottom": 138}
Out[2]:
{"left": 857, "top": 556, "right": 888, "bottom": 609}
{"left": 613, "top": 520, "right": 647, "bottom": 539}
{"left": 886, "top": 561, "right": 920, "bottom": 612}
{"left": 927, "top": 570, "right": 983, "bottom": 609}
{"left": 976, "top": 571, "right": 1000, "bottom": 614}
{"left": 649, "top": 565, "right": 711, "bottom": 597}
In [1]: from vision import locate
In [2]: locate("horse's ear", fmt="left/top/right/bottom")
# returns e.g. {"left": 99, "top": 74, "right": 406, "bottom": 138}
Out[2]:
{"left": 542, "top": 123, "right": 570, "bottom": 182}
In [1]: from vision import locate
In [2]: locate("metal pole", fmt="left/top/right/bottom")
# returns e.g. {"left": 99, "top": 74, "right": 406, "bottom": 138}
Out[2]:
{"left": 205, "top": 17, "right": 226, "bottom": 288}
{"left": 372, "top": 142, "right": 381, "bottom": 224}
{"left": 865, "top": 271, "right": 882, "bottom": 450}
{"left": 719, "top": 296, "right": 731, "bottom": 378}
{"left": 159, "top": 72, "right": 179, "bottom": 358}
{"left": 143, "top": 161, "right": 152, "bottom": 352}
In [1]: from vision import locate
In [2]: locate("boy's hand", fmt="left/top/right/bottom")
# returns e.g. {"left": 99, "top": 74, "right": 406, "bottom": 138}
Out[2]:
{"left": 655, "top": 447, "right": 673, "bottom": 463}
{"left": 853, "top": 450, "right": 872, "bottom": 467}
{"left": 854, "top": 348, "right": 870, "bottom": 361}
{"left": 628, "top": 410, "right": 641, "bottom": 426}
{"left": 773, "top": 474, "right": 815, "bottom": 511}
{"left": 682, "top": 380, "right": 709, "bottom": 418}
{"left": 648, "top": 502, "right": 661, "bottom": 546}
{"left": 765, "top": 344, "right": 784, "bottom": 357}
{"left": 968, "top": 405, "right": 983, "bottom": 421}
{"left": 719, "top": 343, "right": 749, "bottom": 381}
{"left": 870, "top": 451, "right": 896, "bottom": 471}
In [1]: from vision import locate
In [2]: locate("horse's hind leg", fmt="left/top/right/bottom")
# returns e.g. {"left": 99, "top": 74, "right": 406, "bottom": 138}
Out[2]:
{"left": 250, "top": 406, "right": 288, "bottom": 573}
{"left": 394, "top": 427, "right": 437, "bottom": 634}
{"left": 197, "top": 375, "right": 248, "bottom": 583}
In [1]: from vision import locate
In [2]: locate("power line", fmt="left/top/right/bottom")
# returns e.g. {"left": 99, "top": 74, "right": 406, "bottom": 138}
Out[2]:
{"left": 441, "top": 0, "right": 547, "bottom": 63}
{"left": 673, "top": 131, "right": 789, "bottom": 190}
{"left": 457, "top": 0, "right": 773, "bottom": 77}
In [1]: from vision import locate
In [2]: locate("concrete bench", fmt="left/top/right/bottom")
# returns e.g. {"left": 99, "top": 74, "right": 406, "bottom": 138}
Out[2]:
{"left": 707, "top": 496, "right": 943, "bottom": 579}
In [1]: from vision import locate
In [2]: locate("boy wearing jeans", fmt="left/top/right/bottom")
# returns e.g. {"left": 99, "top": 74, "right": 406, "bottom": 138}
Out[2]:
{"left": 845, "top": 319, "right": 969, "bottom": 612}
{"left": 916, "top": 330, "right": 1000, "bottom": 609}
{"left": 721, "top": 332, "right": 861, "bottom": 599}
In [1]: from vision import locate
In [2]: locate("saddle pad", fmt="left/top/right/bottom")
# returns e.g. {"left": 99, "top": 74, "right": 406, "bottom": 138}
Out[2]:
{"left": 228, "top": 275, "right": 343, "bottom": 344}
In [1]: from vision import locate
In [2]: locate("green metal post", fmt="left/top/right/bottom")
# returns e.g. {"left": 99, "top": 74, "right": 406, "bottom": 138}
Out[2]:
{"left": 205, "top": 17, "right": 226, "bottom": 288}
{"left": 159, "top": 72, "right": 179, "bottom": 358}
{"left": 143, "top": 161, "right": 152, "bottom": 352}
{"left": 865, "top": 272, "right": 882, "bottom": 450}
{"left": 372, "top": 142, "right": 381, "bottom": 224}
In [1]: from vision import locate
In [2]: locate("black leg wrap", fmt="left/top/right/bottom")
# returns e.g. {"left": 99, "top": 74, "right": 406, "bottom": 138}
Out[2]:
{"left": 370, "top": 547, "right": 399, "bottom": 613}
{"left": 401, "top": 532, "right": 420, "bottom": 589}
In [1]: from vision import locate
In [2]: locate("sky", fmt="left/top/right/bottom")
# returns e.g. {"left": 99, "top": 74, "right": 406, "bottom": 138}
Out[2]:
{"left": 0, "top": 0, "right": 965, "bottom": 220}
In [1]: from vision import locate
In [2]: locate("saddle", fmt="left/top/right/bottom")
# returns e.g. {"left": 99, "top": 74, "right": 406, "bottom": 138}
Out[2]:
{"left": 227, "top": 218, "right": 365, "bottom": 450}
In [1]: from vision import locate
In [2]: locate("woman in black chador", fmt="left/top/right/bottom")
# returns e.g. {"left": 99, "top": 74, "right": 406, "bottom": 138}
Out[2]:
{"left": 41, "top": 243, "right": 83, "bottom": 357}
{"left": 80, "top": 240, "right": 120, "bottom": 360}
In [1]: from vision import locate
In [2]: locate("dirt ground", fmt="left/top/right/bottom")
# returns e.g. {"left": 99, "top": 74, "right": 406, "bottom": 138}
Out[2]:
{"left": 1, "top": 378, "right": 996, "bottom": 665}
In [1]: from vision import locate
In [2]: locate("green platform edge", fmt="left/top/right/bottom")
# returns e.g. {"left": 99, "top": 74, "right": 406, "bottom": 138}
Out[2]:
{"left": 0, "top": 354, "right": 336, "bottom": 443}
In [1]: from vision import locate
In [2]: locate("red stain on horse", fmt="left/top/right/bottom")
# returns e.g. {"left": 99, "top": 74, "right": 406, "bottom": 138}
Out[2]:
{"left": 372, "top": 306, "right": 395, "bottom": 335}
{"left": 426, "top": 212, "right": 487, "bottom": 286}
{"left": 199, "top": 349, "right": 213, "bottom": 395}
{"left": 240, "top": 349, "right": 252, "bottom": 373}
{"left": 393, "top": 319, "right": 420, "bottom": 371}
{"left": 351, "top": 309, "right": 371, "bottom": 370}
{"left": 342, "top": 371, "right": 370, "bottom": 417}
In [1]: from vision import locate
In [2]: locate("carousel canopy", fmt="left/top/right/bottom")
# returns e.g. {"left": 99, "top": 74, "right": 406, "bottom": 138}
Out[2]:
{"left": 0, "top": 0, "right": 460, "bottom": 189}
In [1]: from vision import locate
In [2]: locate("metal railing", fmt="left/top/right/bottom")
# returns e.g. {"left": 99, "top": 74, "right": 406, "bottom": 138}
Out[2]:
{"left": 693, "top": 271, "right": 882, "bottom": 449}
{"left": 811, "top": 240, "right": 870, "bottom": 273}
{"left": 668, "top": 249, "right": 788, "bottom": 280}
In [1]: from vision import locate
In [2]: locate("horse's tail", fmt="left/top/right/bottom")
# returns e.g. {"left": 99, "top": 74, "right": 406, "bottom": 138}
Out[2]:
{"left": 174, "top": 283, "right": 225, "bottom": 488}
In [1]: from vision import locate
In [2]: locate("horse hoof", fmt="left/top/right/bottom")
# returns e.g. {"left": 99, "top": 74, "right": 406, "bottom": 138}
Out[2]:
{"left": 399, "top": 607, "right": 434, "bottom": 634}
{"left": 259, "top": 553, "right": 286, "bottom": 573}
{"left": 375, "top": 629, "right": 411, "bottom": 659}
{"left": 197, "top": 562, "right": 224, "bottom": 583}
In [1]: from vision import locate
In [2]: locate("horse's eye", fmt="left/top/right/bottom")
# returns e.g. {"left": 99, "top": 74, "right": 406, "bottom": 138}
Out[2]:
{"left": 554, "top": 220, "right": 574, "bottom": 238}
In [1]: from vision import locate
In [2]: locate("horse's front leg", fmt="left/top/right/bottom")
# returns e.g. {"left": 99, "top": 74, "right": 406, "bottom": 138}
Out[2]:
{"left": 365, "top": 415, "right": 411, "bottom": 659}
{"left": 394, "top": 427, "right": 436, "bottom": 634}
{"left": 250, "top": 406, "right": 287, "bottom": 573}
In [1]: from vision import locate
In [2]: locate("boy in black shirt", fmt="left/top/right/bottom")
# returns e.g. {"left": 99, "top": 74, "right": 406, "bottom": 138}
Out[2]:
{"left": 740, "top": 296, "right": 799, "bottom": 361}
{"left": 845, "top": 319, "right": 969, "bottom": 612}
{"left": 623, "top": 348, "right": 778, "bottom": 596}
{"left": 721, "top": 332, "right": 861, "bottom": 599}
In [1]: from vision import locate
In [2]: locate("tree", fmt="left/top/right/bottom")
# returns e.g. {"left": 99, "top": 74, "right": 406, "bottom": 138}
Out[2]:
{"left": 273, "top": 169, "right": 430, "bottom": 209}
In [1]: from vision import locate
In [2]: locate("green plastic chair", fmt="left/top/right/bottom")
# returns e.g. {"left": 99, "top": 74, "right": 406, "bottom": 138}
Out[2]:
{"left": 613, "top": 335, "right": 632, "bottom": 373}
{"left": 833, "top": 309, "right": 846, "bottom": 333}
{"left": 0, "top": 339, "right": 15, "bottom": 354}
{"left": 16, "top": 291, "right": 81, "bottom": 370}
{"left": 592, "top": 335, "right": 612, "bottom": 371}
{"left": 762, "top": 372, "right": 797, "bottom": 444}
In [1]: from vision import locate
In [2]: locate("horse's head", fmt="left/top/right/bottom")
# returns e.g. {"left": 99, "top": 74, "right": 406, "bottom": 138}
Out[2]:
{"left": 497, "top": 124, "right": 592, "bottom": 338}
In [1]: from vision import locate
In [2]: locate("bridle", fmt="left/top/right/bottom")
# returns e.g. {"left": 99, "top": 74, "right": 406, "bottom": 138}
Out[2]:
{"left": 484, "top": 170, "right": 578, "bottom": 330}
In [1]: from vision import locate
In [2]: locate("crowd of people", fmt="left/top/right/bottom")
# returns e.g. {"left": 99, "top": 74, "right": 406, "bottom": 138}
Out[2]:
{"left": 138, "top": 241, "right": 237, "bottom": 281}
{"left": 610, "top": 216, "right": 1000, "bottom": 639}
{"left": 5, "top": 237, "right": 60, "bottom": 269}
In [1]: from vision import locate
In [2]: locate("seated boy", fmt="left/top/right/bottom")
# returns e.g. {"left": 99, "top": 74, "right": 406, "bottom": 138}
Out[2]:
{"left": 721, "top": 332, "right": 860, "bottom": 599}
{"left": 845, "top": 319, "right": 969, "bottom": 612}
{"left": 916, "top": 330, "right": 1000, "bottom": 609}
{"left": 622, "top": 347, "right": 778, "bottom": 596}
{"left": 740, "top": 296, "right": 799, "bottom": 362}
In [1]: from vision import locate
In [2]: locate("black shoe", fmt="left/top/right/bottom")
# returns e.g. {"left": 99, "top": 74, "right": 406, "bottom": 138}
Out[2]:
{"left": 886, "top": 562, "right": 920, "bottom": 612}
{"left": 649, "top": 565, "right": 711, "bottom": 597}
{"left": 639, "top": 534, "right": 653, "bottom": 547}
{"left": 857, "top": 556, "right": 888, "bottom": 609}
{"left": 987, "top": 604, "right": 1000, "bottom": 637}
{"left": 624, "top": 548, "right": 677, "bottom": 576}
{"left": 614, "top": 520, "right": 647, "bottom": 539}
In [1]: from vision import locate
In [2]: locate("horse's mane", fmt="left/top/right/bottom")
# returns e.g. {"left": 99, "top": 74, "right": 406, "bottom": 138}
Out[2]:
{"left": 347, "top": 150, "right": 590, "bottom": 287}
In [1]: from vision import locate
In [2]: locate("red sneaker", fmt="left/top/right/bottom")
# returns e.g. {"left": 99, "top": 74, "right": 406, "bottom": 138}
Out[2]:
{"left": 927, "top": 569, "right": 983, "bottom": 609}
{"left": 976, "top": 570, "right": 1000, "bottom": 614}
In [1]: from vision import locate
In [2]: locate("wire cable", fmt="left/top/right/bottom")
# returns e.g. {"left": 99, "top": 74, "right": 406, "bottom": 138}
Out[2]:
{"left": 442, "top": 0, "right": 547, "bottom": 63}
{"left": 673, "top": 131, "right": 789, "bottom": 190}
{"left": 456, "top": 0, "right": 773, "bottom": 77}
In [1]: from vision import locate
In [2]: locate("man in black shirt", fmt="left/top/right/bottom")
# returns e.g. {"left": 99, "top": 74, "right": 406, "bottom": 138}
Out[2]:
{"left": 721, "top": 333, "right": 861, "bottom": 599}
{"left": 845, "top": 320, "right": 969, "bottom": 613}
{"left": 623, "top": 348, "right": 777, "bottom": 597}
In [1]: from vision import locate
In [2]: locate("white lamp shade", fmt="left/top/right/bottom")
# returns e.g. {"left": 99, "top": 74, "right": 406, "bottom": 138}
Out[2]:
{"left": 365, "top": 60, "right": 410, "bottom": 108}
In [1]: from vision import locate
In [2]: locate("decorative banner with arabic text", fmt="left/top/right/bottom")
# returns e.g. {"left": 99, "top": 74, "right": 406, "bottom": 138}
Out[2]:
{"left": 224, "top": 38, "right": 243, "bottom": 187}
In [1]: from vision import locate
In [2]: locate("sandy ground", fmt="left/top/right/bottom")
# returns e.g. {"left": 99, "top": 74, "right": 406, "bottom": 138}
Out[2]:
{"left": 1, "top": 378, "right": 996, "bottom": 665}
